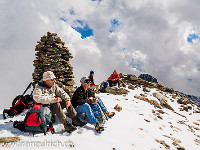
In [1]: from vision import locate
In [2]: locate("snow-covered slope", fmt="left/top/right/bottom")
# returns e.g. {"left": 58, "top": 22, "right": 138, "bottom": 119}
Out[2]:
{"left": 0, "top": 86, "right": 200, "bottom": 150}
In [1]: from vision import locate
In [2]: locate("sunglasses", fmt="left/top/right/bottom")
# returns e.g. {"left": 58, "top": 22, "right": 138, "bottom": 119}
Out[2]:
{"left": 84, "top": 80, "right": 90, "bottom": 83}
{"left": 51, "top": 78, "right": 55, "bottom": 81}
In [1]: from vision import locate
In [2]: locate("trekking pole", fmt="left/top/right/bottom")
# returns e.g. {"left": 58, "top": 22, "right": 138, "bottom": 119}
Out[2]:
{"left": 97, "top": 102, "right": 109, "bottom": 121}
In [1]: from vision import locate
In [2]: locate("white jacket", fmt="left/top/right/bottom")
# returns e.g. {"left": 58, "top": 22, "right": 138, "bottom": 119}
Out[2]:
{"left": 33, "top": 81, "right": 70, "bottom": 104}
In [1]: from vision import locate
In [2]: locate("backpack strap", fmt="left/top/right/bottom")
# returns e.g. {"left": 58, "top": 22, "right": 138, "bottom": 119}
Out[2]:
{"left": 22, "top": 82, "right": 32, "bottom": 96}
{"left": 11, "top": 95, "right": 23, "bottom": 116}
{"left": 3, "top": 109, "right": 11, "bottom": 119}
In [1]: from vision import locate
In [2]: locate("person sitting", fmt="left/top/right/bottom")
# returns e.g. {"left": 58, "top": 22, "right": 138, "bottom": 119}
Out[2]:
{"left": 109, "top": 70, "right": 120, "bottom": 87}
{"left": 88, "top": 70, "right": 95, "bottom": 86}
{"left": 33, "top": 71, "right": 86, "bottom": 133}
{"left": 71, "top": 77, "right": 115, "bottom": 133}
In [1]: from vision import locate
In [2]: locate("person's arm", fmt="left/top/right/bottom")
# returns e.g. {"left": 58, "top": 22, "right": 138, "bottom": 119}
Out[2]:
{"left": 33, "top": 85, "right": 55, "bottom": 104}
{"left": 115, "top": 74, "right": 120, "bottom": 80}
{"left": 110, "top": 74, "right": 114, "bottom": 81}
{"left": 55, "top": 84, "right": 70, "bottom": 101}
{"left": 88, "top": 89, "right": 95, "bottom": 98}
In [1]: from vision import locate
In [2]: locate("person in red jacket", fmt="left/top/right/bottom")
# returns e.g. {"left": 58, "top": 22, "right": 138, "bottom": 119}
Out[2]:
{"left": 109, "top": 70, "right": 120, "bottom": 87}
{"left": 88, "top": 70, "right": 95, "bottom": 86}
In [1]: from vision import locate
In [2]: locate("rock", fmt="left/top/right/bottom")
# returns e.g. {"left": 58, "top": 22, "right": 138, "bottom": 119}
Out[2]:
{"left": 183, "top": 107, "right": 188, "bottom": 112}
{"left": 153, "top": 92, "right": 168, "bottom": 105}
{"left": 156, "top": 110, "right": 165, "bottom": 114}
{"left": 32, "top": 32, "right": 75, "bottom": 97}
{"left": 114, "top": 104, "right": 122, "bottom": 112}
{"left": 105, "top": 87, "right": 129, "bottom": 95}
{"left": 138, "top": 74, "right": 158, "bottom": 83}
{"left": 153, "top": 92, "right": 174, "bottom": 111}
{"left": 155, "top": 139, "right": 170, "bottom": 149}
{"left": 194, "top": 139, "right": 200, "bottom": 144}
{"left": 144, "top": 119, "right": 150, "bottom": 122}
{"left": 128, "top": 74, "right": 138, "bottom": 81}
{"left": 143, "top": 87, "right": 151, "bottom": 92}
{"left": 134, "top": 95, "right": 163, "bottom": 109}
{"left": 177, "top": 146, "right": 186, "bottom": 150}
{"left": 128, "top": 84, "right": 135, "bottom": 90}
{"left": 0, "top": 137, "right": 20, "bottom": 143}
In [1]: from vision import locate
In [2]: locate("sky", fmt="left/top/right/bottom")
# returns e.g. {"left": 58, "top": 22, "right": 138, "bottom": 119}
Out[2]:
{"left": 1, "top": 0, "right": 200, "bottom": 109}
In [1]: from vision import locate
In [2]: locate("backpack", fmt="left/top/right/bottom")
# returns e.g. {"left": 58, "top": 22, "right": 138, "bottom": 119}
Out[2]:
{"left": 99, "top": 81, "right": 108, "bottom": 93}
{"left": 13, "top": 102, "right": 55, "bottom": 135}
{"left": 3, "top": 83, "right": 33, "bottom": 119}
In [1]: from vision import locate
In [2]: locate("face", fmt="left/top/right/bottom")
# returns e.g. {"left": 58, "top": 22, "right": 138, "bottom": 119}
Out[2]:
{"left": 82, "top": 80, "right": 90, "bottom": 89}
{"left": 44, "top": 78, "right": 55, "bottom": 87}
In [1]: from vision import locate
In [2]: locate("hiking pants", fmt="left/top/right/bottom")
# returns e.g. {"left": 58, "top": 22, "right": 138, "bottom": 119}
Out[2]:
{"left": 50, "top": 100, "right": 77, "bottom": 124}
{"left": 75, "top": 97, "right": 107, "bottom": 124}
{"left": 109, "top": 80, "right": 120, "bottom": 87}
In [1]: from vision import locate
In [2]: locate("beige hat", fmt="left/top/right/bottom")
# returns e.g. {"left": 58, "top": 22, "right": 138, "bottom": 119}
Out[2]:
{"left": 43, "top": 71, "right": 56, "bottom": 81}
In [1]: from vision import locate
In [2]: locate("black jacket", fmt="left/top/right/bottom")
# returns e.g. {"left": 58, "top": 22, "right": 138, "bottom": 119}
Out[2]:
{"left": 71, "top": 86, "right": 95, "bottom": 107}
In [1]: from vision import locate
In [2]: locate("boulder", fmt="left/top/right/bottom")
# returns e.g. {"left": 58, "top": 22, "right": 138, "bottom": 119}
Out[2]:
{"left": 114, "top": 104, "right": 122, "bottom": 112}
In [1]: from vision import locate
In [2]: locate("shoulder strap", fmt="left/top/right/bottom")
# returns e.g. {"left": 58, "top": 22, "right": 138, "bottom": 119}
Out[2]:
{"left": 22, "top": 82, "right": 32, "bottom": 96}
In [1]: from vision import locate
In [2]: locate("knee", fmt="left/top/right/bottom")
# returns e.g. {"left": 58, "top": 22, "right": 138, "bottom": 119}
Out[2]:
{"left": 82, "top": 103, "right": 91, "bottom": 110}
{"left": 50, "top": 103, "right": 61, "bottom": 112}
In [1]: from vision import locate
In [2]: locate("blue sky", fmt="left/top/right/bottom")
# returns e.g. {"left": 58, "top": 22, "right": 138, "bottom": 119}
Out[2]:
{"left": 187, "top": 33, "right": 200, "bottom": 43}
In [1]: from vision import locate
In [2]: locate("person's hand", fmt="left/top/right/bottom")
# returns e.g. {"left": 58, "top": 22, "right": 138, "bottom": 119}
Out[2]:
{"left": 54, "top": 97, "right": 62, "bottom": 103}
{"left": 66, "top": 101, "right": 71, "bottom": 109}
{"left": 92, "top": 98, "right": 98, "bottom": 104}
{"left": 89, "top": 97, "right": 94, "bottom": 101}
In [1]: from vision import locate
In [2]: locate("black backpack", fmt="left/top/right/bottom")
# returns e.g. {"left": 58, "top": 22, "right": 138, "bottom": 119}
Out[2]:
{"left": 3, "top": 83, "right": 33, "bottom": 119}
{"left": 13, "top": 102, "right": 55, "bottom": 135}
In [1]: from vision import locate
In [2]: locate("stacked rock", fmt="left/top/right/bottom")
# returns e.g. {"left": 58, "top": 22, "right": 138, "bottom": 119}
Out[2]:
{"left": 32, "top": 32, "right": 75, "bottom": 97}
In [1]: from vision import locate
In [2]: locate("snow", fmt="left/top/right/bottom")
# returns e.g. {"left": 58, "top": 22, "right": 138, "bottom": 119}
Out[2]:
{"left": 0, "top": 86, "right": 200, "bottom": 150}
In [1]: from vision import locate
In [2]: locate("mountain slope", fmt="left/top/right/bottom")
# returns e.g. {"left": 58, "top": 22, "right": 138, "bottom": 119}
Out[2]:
{"left": 0, "top": 85, "right": 200, "bottom": 150}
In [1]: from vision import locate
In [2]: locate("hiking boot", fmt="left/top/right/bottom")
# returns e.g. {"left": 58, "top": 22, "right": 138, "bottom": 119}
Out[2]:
{"left": 105, "top": 111, "right": 115, "bottom": 118}
{"left": 72, "top": 117, "right": 87, "bottom": 127}
{"left": 64, "top": 122, "right": 77, "bottom": 133}
{"left": 94, "top": 122, "right": 104, "bottom": 133}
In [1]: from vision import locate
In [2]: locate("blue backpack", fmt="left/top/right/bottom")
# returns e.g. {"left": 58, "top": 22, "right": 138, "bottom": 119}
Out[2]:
{"left": 99, "top": 81, "right": 108, "bottom": 93}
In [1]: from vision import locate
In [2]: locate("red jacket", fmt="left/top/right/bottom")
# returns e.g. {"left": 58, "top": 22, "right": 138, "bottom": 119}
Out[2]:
{"left": 110, "top": 73, "right": 119, "bottom": 81}
{"left": 88, "top": 75, "right": 95, "bottom": 86}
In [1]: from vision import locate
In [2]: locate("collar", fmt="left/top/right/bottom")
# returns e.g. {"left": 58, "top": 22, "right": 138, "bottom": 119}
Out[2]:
{"left": 38, "top": 81, "right": 52, "bottom": 88}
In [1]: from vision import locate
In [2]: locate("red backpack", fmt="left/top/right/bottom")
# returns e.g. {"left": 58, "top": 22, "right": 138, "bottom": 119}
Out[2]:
{"left": 3, "top": 83, "right": 33, "bottom": 119}
{"left": 14, "top": 102, "right": 55, "bottom": 136}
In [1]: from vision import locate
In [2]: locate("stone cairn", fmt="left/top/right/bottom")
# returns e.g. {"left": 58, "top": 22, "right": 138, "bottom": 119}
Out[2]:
{"left": 32, "top": 32, "right": 75, "bottom": 98}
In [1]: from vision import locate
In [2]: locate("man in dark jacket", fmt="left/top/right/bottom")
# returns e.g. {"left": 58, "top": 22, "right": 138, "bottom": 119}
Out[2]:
{"left": 109, "top": 70, "right": 120, "bottom": 87}
{"left": 71, "top": 77, "right": 115, "bottom": 133}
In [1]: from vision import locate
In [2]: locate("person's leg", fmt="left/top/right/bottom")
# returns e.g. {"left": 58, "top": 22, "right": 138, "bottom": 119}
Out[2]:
{"left": 60, "top": 100, "right": 86, "bottom": 126}
{"left": 75, "top": 103, "right": 98, "bottom": 124}
{"left": 109, "top": 80, "right": 112, "bottom": 87}
{"left": 66, "top": 104, "right": 77, "bottom": 119}
{"left": 50, "top": 102, "right": 67, "bottom": 124}
{"left": 116, "top": 80, "right": 120, "bottom": 87}
{"left": 50, "top": 102, "right": 77, "bottom": 133}
{"left": 96, "top": 96, "right": 107, "bottom": 112}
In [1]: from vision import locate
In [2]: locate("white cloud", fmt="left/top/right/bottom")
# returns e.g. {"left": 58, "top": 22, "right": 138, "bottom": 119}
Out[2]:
{"left": 1, "top": 0, "right": 200, "bottom": 109}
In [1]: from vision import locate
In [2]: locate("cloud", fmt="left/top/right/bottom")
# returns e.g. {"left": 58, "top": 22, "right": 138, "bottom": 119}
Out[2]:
{"left": 1, "top": 0, "right": 200, "bottom": 109}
